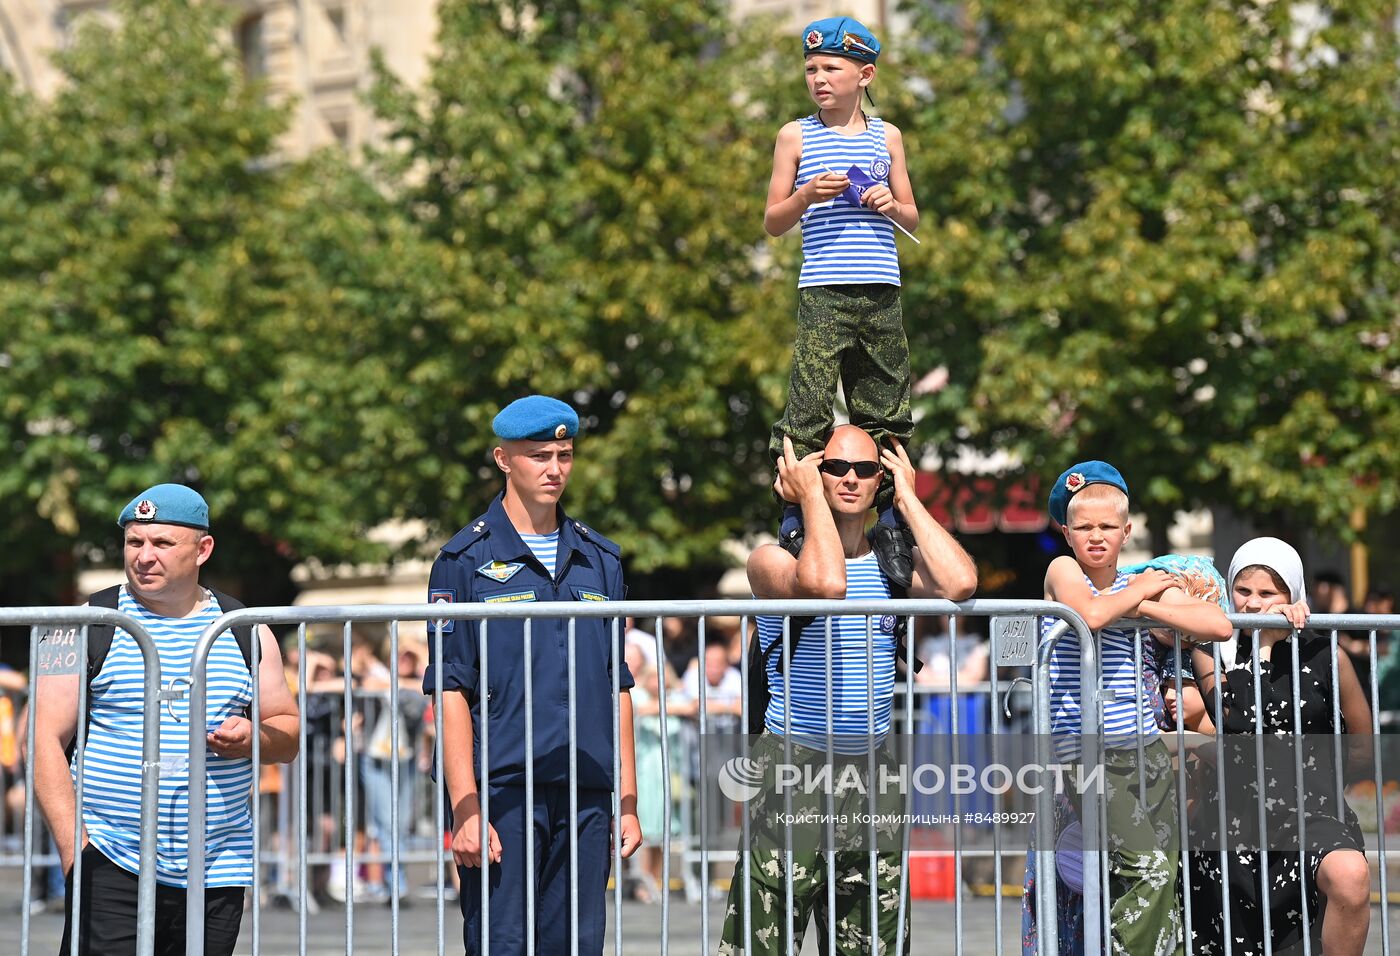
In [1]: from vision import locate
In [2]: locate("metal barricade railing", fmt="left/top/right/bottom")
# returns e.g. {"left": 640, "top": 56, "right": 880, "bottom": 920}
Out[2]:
{"left": 177, "top": 598, "right": 1097, "bottom": 956}
{"left": 18, "top": 599, "right": 1400, "bottom": 955}
{"left": 0, "top": 606, "right": 164, "bottom": 956}
{"left": 1104, "top": 612, "right": 1400, "bottom": 956}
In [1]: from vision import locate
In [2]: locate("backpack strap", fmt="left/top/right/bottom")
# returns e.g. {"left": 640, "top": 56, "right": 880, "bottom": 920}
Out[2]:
{"left": 206, "top": 588, "right": 259, "bottom": 671}
{"left": 83, "top": 585, "right": 123, "bottom": 682}
{"left": 886, "top": 580, "right": 924, "bottom": 675}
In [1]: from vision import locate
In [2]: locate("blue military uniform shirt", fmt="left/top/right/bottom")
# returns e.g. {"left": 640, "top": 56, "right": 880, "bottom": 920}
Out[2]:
{"left": 423, "top": 492, "right": 634, "bottom": 791}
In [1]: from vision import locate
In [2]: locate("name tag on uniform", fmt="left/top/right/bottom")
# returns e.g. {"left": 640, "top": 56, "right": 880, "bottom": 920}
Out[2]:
{"left": 484, "top": 590, "right": 536, "bottom": 604}
{"left": 573, "top": 588, "right": 608, "bottom": 602}
{"left": 477, "top": 560, "right": 525, "bottom": 583}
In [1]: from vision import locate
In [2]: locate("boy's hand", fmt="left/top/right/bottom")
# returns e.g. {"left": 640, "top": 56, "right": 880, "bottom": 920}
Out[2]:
{"left": 1130, "top": 569, "right": 1175, "bottom": 601}
{"left": 879, "top": 438, "right": 916, "bottom": 508}
{"left": 615, "top": 811, "right": 644, "bottom": 859}
{"left": 452, "top": 812, "right": 502, "bottom": 868}
{"left": 775, "top": 436, "right": 824, "bottom": 505}
{"left": 861, "top": 184, "right": 898, "bottom": 215}
{"left": 802, "top": 172, "right": 849, "bottom": 204}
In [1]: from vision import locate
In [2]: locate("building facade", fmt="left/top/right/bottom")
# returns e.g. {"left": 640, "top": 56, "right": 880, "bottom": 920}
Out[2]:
{"left": 2, "top": 0, "right": 888, "bottom": 157}
{"left": 0, "top": 0, "right": 438, "bottom": 156}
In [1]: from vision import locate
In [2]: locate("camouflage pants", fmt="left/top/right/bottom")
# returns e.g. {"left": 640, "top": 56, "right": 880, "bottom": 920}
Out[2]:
{"left": 770, "top": 284, "right": 912, "bottom": 513}
{"left": 1021, "top": 741, "right": 1182, "bottom": 956}
{"left": 718, "top": 733, "right": 910, "bottom": 955}
{"left": 1103, "top": 740, "right": 1183, "bottom": 956}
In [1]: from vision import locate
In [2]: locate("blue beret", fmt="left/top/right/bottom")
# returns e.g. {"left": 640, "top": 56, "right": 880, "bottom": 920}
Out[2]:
{"left": 492, "top": 395, "right": 579, "bottom": 442}
{"left": 117, "top": 483, "right": 210, "bottom": 530}
{"left": 802, "top": 17, "right": 881, "bottom": 63}
{"left": 1047, "top": 460, "right": 1130, "bottom": 527}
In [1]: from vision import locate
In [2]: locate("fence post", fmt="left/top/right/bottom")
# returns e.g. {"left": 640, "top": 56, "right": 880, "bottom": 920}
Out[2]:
{"left": 1, "top": 607, "right": 163, "bottom": 956}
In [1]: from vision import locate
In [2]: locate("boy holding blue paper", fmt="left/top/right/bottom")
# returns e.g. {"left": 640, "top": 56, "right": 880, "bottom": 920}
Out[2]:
{"left": 763, "top": 16, "right": 922, "bottom": 587}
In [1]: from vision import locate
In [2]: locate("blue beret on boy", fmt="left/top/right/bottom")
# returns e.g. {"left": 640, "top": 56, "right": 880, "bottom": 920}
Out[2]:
{"left": 117, "top": 483, "right": 210, "bottom": 530}
{"left": 1048, "top": 460, "right": 1129, "bottom": 527}
{"left": 802, "top": 16, "right": 881, "bottom": 63}
{"left": 492, "top": 395, "right": 579, "bottom": 442}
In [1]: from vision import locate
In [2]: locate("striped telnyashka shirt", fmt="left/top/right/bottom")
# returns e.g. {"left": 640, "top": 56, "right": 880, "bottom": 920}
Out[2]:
{"left": 520, "top": 530, "right": 560, "bottom": 579}
{"left": 1045, "top": 570, "right": 1158, "bottom": 759}
{"left": 796, "top": 114, "right": 900, "bottom": 288}
{"left": 77, "top": 586, "right": 254, "bottom": 887}
{"left": 756, "top": 552, "right": 896, "bottom": 753}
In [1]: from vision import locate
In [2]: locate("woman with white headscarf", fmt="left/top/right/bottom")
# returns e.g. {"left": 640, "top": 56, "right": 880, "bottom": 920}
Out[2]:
{"left": 1185, "top": 537, "right": 1371, "bottom": 956}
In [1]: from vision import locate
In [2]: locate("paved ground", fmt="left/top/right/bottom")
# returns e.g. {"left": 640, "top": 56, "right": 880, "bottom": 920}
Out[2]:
{"left": 9, "top": 878, "right": 1400, "bottom": 955}
{"left": 10, "top": 884, "right": 1021, "bottom": 954}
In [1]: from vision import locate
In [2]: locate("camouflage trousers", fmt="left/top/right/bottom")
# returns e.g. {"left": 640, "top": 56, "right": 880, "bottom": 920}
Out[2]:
{"left": 1103, "top": 740, "right": 1182, "bottom": 956}
{"left": 718, "top": 733, "right": 911, "bottom": 955}
{"left": 1024, "top": 740, "right": 1183, "bottom": 956}
{"left": 769, "top": 284, "right": 912, "bottom": 514}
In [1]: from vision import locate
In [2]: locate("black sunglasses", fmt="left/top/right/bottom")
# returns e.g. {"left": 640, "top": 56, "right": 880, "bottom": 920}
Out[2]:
{"left": 818, "top": 459, "right": 881, "bottom": 479}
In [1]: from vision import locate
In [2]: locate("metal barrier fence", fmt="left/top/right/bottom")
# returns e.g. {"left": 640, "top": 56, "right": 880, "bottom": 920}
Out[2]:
{"left": 0, "top": 606, "right": 166, "bottom": 956}
{"left": 177, "top": 599, "right": 1098, "bottom": 956}
{"left": 1124, "top": 613, "right": 1400, "bottom": 956}
{"left": 8, "top": 602, "right": 1400, "bottom": 955}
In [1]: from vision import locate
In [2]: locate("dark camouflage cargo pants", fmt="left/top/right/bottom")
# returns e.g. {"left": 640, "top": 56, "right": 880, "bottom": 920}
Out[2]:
{"left": 770, "top": 284, "right": 912, "bottom": 513}
{"left": 718, "top": 733, "right": 911, "bottom": 955}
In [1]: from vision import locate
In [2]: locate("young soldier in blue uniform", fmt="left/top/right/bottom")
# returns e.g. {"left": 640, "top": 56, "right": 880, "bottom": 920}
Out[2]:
{"left": 424, "top": 395, "right": 642, "bottom": 956}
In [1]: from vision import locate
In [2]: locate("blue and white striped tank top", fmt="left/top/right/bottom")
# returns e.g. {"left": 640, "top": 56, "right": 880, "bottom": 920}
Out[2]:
{"left": 756, "top": 552, "right": 896, "bottom": 752}
{"left": 520, "top": 531, "right": 560, "bottom": 578}
{"left": 78, "top": 587, "right": 255, "bottom": 887}
{"left": 796, "top": 114, "right": 900, "bottom": 288}
{"left": 1045, "top": 571, "right": 1158, "bottom": 758}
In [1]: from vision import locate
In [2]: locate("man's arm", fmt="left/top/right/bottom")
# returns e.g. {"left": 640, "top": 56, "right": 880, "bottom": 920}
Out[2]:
{"left": 749, "top": 437, "right": 846, "bottom": 599}
{"left": 1044, "top": 557, "right": 1174, "bottom": 632}
{"left": 442, "top": 690, "right": 500, "bottom": 866}
{"left": 615, "top": 689, "right": 643, "bottom": 858}
{"left": 26, "top": 673, "right": 84, "bottom": 873}
{"left": 881, "top": 440, "right": 976, "bottom": 600}
{"left": 206, "top": 625, "right": 300, "bottom": 763}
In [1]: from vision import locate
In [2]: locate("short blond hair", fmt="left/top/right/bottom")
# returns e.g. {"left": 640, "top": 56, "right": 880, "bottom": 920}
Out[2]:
{"left": 1064, "top": 483, "right": 1130, "bottom": 524}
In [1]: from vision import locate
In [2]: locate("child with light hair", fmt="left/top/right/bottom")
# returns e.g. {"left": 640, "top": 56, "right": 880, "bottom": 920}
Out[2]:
{"left": 1022, "top": 461, "right": 1232, "bottom": 956}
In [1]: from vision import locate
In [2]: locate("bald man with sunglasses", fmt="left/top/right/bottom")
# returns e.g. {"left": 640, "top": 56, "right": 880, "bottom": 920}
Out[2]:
{"left": 720, "top": 426, "right": 976, "bottom": 954}
{"left": 752, "top": 426, "right": 976, "bottom": 607}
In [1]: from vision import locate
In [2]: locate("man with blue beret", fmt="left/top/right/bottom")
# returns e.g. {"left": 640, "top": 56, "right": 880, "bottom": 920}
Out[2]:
{"left": 425, "top": 395, "right": 642, "bottom": 956}
{"left": 30, "top": 482, "right": 299, "bottom": 955}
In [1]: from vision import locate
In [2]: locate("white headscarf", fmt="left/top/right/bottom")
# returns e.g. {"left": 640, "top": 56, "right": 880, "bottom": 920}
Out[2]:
{"left": 1220, "top": 536, "right": 1306, "bottom": 669}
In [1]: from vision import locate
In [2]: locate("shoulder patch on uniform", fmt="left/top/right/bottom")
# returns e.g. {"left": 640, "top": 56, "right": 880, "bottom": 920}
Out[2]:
{"left": 484, "top": 589, "right": 536, "bottom": 604}
{"left": 429, "top": 588, "right": 456, "bottom": 634}
{"left": 476, "top": 560, "right": 524, "bottom": 583}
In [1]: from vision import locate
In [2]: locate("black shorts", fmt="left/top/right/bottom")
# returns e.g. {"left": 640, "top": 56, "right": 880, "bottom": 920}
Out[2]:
{"left": 60, "top": 845, "right": 245, "bottom": 956}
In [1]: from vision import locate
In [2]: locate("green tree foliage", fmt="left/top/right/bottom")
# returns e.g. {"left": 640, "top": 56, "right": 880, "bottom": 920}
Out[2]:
{"left": 367, "top": 0, "right": 798, "bottom": 568}
{"left": 5, "top": 0, "right": 1396, "bottom": 605}
{"left": 889, "top": 0, "right": 1400, "bottom": 543}
{"left": 0, "top": 0, "right": 427, "bottom": 599}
